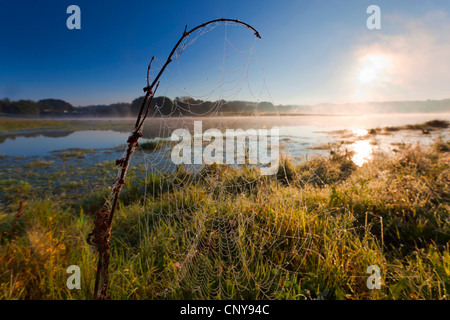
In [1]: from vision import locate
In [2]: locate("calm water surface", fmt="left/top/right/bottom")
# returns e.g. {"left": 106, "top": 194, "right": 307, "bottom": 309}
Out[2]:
{"left": 1, "top": 114, "right": 449, "bottom": 167}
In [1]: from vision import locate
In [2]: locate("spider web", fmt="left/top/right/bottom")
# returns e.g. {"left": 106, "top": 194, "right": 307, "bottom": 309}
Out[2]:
{"left": 106, "top": 21, "right": 378, "bottom": 299}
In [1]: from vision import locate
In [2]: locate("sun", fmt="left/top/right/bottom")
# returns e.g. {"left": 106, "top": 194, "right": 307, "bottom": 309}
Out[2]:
{"left": 357, "top": 54, "right": 390, "bottom": 85}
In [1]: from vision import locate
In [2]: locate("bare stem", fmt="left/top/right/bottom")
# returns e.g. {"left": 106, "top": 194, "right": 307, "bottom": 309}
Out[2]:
{"left": 87, "top": 18, "right": 261, "bottom": 300}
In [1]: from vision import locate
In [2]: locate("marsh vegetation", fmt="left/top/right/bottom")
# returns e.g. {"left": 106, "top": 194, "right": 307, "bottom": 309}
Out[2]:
{"left": 0, "top": 118, "right": 449, "bottom": 299}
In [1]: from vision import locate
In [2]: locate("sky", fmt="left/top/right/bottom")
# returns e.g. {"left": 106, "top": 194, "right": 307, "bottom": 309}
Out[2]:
{"left": 1, "top": 0, "right": 450, "bottom": 106}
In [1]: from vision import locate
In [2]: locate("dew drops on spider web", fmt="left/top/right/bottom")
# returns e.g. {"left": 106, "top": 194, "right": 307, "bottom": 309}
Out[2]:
{"left": 102, "top": 20, "right": 358, "bottom": 300}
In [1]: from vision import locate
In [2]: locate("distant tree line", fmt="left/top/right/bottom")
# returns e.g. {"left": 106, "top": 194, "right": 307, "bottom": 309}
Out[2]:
{"left": 2, "top": 96, "right": 449, "bottom": 117}
{"left": 0, "top": 96, "right": 276, "bottom": 117}
{"left": 72, "top": 96, "right": 278, "bottom": 117}
{"left": 0, "top": 98, "right": 75, "bottom": 116}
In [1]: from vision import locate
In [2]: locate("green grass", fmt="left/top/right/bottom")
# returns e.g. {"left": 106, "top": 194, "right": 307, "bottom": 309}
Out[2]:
{"left": 51, "top": 148, "right": 97, "bottom": 160}
{"left": 139, "top": 140, "right": 163, "bottom": 152}
{"left": 25, "top": 159, "right": 55, "bottom": 169}
{"left": 0, "top": 118, "right": 134, "bottom": 133}
{"left": 0, "top": 137, "right": 449, "bottom": 300}
{"left": 0, "top": 118, "right": 72, "bottom": 132}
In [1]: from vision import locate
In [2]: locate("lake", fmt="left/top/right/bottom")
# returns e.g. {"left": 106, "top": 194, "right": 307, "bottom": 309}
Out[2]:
{"left": 1, "top": 113, "right": 449, "bottom": 168}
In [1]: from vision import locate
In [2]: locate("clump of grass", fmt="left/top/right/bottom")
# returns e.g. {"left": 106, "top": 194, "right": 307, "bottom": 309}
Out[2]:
{"left": 383, "top": 119, "right": 449, "bottom": 133}
{"left": 418, "top": 119, "right": 448, "bottom": 129}
{"left": 276, "top": 152, "right": 299, "bottom": 185}
{"left": 0, "top": 199, "right": 95, "bottom": 299}
{"left": 139, "top": 140, "right": 162, "bottom": 152}
{"left": 308, "top": 142, "right": 338, "bottom": 150}
{"left": 26, "top": 159, "right": 54, "bottom": 169}
{"left": 384, "top": 126, "right": 400, "bottom": 132}
{"left": 433, "top": 138, "right": 450, "bottom": 152}
{"left": 52, "top": 148, "right": 96, "bottom": 160}
{"left": 280, "top": 143, "right": 356, "bottom": 187}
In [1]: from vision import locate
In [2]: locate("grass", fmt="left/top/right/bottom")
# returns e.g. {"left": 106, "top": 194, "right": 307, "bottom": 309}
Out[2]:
{"left": 0, "top": 118, "right": 134, "bottom": 133}
{"left": 384, "top": 120, "right": 449, "bottom": 133}
{"left": 51, "top": 148, "right": 97, "bottom": 160}
{"left": 25, "top": 159, "right": 55, "bottom": 169}
{"left": 0, "top": 118, "right": 73, "bottom": 132}
{"left": 327, "top": 120, "right": 449, "bottom": 137}
{"left": 139, "top": 140, "right": 163, "bottom": 152}
{"left": 0, "top": 136, "right": 449, "bottom": 300}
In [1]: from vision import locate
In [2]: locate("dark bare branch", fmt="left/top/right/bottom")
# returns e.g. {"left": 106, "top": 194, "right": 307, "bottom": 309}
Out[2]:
{"left": 88, "top": 18, "right": 260, "bottom": 300}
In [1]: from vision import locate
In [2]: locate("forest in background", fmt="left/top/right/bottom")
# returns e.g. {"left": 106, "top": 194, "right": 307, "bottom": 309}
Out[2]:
{"left": 1, "top": 96, "right": 450, "bottom": 117}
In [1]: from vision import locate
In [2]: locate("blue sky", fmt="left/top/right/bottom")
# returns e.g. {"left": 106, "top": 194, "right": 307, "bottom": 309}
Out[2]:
{"left": 1, "top": 0, "right": 450, "bottom": 106}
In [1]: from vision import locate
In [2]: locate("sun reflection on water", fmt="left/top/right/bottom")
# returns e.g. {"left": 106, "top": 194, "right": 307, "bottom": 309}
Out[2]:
{"left": 350, "top": 140, "right": 373, "bottom": 166}
{"left": 351, "top": 128, "right": 368, "bottom": 137}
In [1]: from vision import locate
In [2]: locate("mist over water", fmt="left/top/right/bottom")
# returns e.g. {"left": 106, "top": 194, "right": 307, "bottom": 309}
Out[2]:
{"left": 1, "top": 114, "right": 449, "bottom": 161}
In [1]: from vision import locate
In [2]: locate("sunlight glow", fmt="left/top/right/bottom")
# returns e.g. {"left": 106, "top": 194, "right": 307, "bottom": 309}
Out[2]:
{"left": 351, "top": 128, "right": 368, "bottom": 137}
{"left": 357, "top": 55, "right": 391, "bottom": 85}
{"left": 350, "top": 140, "right": 373, "bottom": 166}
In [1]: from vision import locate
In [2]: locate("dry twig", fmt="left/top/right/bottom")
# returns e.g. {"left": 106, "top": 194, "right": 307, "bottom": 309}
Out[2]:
{"left": 87, "top": 18, "right": 261, "bottom": 300}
